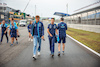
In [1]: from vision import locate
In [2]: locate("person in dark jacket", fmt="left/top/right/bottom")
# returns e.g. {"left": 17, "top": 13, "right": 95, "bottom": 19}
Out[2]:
{"left": 31, "top": 15, "right": 44, "bottom": 60}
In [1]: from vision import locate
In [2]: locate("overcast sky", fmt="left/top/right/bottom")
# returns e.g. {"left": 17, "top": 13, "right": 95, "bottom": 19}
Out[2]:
{"left": 0, "top": 0, "right": 100, "bottom": 18}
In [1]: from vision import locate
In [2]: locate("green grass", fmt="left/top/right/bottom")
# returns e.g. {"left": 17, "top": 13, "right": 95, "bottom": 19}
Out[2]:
{"left": 66, "top": 28, "right": 100, "bottom": 53}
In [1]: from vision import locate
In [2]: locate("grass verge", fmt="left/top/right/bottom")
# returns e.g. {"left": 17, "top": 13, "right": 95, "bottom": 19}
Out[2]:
{"left": 66, "top": 28, "right": 100, "bottom": 53}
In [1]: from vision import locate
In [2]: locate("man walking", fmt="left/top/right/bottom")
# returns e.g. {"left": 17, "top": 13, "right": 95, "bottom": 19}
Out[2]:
{"left": 31, "top": 15, "right": 44, "bottom": 60}
{"left": 9, "top": 21, "right": 19, "bottom": 46}
{"left": 9, "top": 18, "right": 18, "bottom": 44}
{"left": 47, "top": 18, "right": 58, "bottom": 57}
{"left": 0, "top": 20, "right": 9, "bottom": 44}
{"left": 57, "top": 18, "right": 67, "bottom": 56}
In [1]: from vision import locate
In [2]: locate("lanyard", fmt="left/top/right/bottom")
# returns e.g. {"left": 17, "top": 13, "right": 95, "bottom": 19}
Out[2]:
{"left": 35, "top": 21, "right": 40, "bottom": 37}
{"left": 37, "top": 22, "right": 40, "bottom": 37}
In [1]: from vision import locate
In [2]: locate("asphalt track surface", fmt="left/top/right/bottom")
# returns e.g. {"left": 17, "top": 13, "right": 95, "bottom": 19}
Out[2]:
{"left": 0, "top": 21, "right": 100, "bottom": 67}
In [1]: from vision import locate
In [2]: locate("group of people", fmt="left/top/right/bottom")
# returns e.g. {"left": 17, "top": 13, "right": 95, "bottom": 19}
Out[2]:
{"left": 0, "top": 18, "right": 19, "bottom": 46}
{"left": 27, "top": 15, "right": 67, "bottom": 60}
{"left": 0, "top": 15, "right": 67, "bottom": 60}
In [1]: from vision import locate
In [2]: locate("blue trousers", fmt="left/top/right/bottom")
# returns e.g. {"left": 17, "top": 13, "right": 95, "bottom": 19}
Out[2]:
{"left": 33, "top": 35, "right": 41, "bottom": 55}
{"left": 1, "top": 32, "right": 8, "bottom": 42}
{"left": 48, "top": 36, "right": 55, "bottom": 54}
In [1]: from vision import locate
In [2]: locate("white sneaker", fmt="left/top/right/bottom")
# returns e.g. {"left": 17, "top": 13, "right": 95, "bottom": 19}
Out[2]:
{"left": 31, "top": 39, "right": 33, "bottom": 42}
{"left": 37, "top": 52, "right": 40, "bottom": 56}
{"left": 33, "top": 55, "right": 36, "bottom": 60}
{"left": 28, "top": 38, "right": 31, "bottom": 41}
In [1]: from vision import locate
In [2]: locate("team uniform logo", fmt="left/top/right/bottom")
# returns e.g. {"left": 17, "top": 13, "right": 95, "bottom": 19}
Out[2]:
{"left": 49, "top": 24, "right": 56, "bottom": 29}
{"left": 34, "top": 24, "right": 36, "bottom": 27}
{"left": 39, "top": 23, "right": 41, "bottom": 27}
{"left": 11, "top": 26, "right": 15, "bottom": 28}
{"left": 49, "top": 25, "right": 52, "bottom": 29}
{"left": 1, "top": 25, "right": 6, "bottom": 27}
{"left": 34, "top": 23, "right": 41, "bottom": 27}
{"left": 53, "top": 25, "right": 56, "bottom": 29}
{"left": 61, "top": 24, "right": 65, "bottom": 28}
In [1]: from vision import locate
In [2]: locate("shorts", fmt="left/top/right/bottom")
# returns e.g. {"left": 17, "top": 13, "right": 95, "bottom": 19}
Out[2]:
{"left": 28, "top": 30, "right": 31, "bottom": 32}
{"left": 11, "top": 33, "right": 17, "bottom": 38}
{"left": 28, "top": 29, "right": 31, "bottom": 32}
{"left": 58, "top": 37, "right": 66, "bottom": 43}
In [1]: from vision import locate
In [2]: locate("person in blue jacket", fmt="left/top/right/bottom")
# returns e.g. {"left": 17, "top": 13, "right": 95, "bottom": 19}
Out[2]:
{"left": 57, "top": 18, "right": 67, "bottom": 56}
{"left": 27, "top": 21, "right": 32, "bottom": 41}
{"left": 9, "top": 21, "right": 19, "bottom": 46}
{"left": 31, "top": 15, "right": 44, "bottom": 60}
{"left": 47, "top": 18, "right": 58, "bottom": 57}
{"left": 0, "top": 20, "right": 9, "bottom": 44}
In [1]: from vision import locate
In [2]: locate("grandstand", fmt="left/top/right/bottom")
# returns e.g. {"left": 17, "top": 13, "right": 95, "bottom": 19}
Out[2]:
{"left": 64, "top": 6, "right": 100, "bottom": 25}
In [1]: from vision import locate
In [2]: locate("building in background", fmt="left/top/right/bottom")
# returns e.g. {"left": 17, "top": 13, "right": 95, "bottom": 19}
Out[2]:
{"left": 0, "top": 3, "right": 33, "bottom": 24}
{"left": 64, "top": 6, "right": 100, "bottom": 25}
{"left": 0, "top": 4, "right": 16, "bottom": 23}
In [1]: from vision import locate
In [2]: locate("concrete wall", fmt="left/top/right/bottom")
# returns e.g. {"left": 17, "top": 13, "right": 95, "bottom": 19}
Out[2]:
{"left": 55, "top": 19, "right": 100, "bottom": 33}
{"left": 67, "top": 23, "right": 100, "bottom": 33}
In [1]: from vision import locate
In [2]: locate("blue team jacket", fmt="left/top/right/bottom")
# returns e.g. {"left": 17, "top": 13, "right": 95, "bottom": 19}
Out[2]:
{"left": 31, "top": 21, "right": 44, "bottom": 37}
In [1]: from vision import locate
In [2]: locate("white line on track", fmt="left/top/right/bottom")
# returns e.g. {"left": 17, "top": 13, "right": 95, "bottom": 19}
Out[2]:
{"left": 67, "top": 34, "right": 100, "bottom": 57}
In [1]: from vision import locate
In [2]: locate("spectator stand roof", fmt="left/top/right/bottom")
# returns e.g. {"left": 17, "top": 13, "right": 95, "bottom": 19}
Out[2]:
{"left": 72, "top": 6, "right": 100, "bottom": 16}
{"left": 54, "top": 12, "right": 70, "bottom": 17}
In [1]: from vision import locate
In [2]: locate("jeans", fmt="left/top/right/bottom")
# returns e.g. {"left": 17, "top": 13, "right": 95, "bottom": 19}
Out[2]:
{"left": 48, "top": 36, "right": 55, "bottom": 55}
{"left": 33, "top": 35, "right": 41, "bottom": 55}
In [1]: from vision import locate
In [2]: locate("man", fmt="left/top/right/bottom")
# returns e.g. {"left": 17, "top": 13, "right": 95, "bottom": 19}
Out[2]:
{"left": 9, "top": 21, "right": 19, "bottom": 46}
{"left": 57, "top": 18, "right": 67, "bottom": 56}
{"left": 31, "top": 15, "right": 44, "bottom": 60}
{"left": 0, "top": 20, "right": 9, "bottom": 44}
{"left": 47, "top": 18, "right": 58, "bottom": 57}
{"left": 9, "top": 18, "right": 18, "bottom": 44}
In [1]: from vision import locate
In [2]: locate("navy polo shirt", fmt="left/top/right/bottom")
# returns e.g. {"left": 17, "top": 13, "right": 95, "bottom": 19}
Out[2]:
{"left": 57, "top": 22, "right": 67, "bottom": 37}
{"left": 47, "top": 23, "right": 57, "bottom": 37}
{"left": 34, "top": 23, "right": 38, "bottom": 35}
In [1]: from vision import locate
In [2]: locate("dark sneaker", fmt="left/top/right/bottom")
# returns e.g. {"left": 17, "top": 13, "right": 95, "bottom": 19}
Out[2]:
{"left": 62, "top": 51, "right": 64, "bottom": 55}
{"left": 16, "top": 41, "right": 18, "bottom": 44}
{"left": 7, "top": 40, "right": 9, "bottom": 43}
{"left": 58, "top": 51, "right": 60, "bottom": 56}
{"left": 10, "top": 44, "right": 13, "bottom": 46}
{"left": 51, "top": 54, "right": 54, "bottom": 57}
{"left": 58, "top": 53, "right": 60, "bottom": 56}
